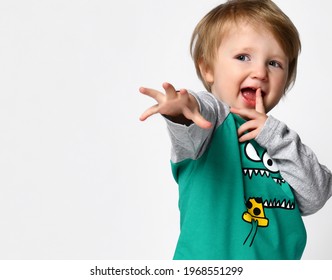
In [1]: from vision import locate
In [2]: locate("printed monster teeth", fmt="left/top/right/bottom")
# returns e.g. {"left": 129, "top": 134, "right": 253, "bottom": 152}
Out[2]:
{"left": 242, "top": 168, "right": 295, "bottom": 210}
{"left": 243, "top": 168, "right": 270, "bottom": 179}
{"left": 273, "top": 178, "right": 286, "bottom": 185}
{"left": 263, "top": 199, "right": 295, "bottom": 210}
{"left": 243, "top": 168, "right": 284, "bottom": 186}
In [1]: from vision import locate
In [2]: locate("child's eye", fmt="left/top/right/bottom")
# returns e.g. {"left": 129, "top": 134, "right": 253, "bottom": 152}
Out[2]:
{"left": 236, "top": 54, "right": 250, "bottom": 62}
{"left": 269, "top": 60, "right": 282, "bottom": 68}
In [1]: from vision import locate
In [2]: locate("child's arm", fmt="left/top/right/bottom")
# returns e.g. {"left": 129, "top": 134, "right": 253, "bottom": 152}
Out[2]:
{"left": 140, "top": 83, "right": 229, "bottom": 162}
{"left": 257, "top": 116, "right": 332, "bottom": 215}
{"left": 139, "top": 82, "right": 212, "bottom": 129}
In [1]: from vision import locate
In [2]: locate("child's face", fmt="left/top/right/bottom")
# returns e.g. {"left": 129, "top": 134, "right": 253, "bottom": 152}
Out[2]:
{"left": 201, "top": 22, "right": 289, "bottom": 113}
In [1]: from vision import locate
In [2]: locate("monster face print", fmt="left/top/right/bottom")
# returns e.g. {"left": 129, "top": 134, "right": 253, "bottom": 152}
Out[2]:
{"left": 241, "top": 142, "right": 296, "bottom": 246}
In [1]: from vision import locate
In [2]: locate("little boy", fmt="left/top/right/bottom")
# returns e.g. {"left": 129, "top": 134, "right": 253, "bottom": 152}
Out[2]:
{"left": 139, "top": 0, "right": 332, "bottom": 259}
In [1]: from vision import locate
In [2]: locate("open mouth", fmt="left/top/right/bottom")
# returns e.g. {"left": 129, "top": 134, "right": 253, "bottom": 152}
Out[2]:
{"left": 241, "top": 87, "right": 266, "bottom": 107}
{"left": 241, "top": 87, "right": 257, "bottom": 101}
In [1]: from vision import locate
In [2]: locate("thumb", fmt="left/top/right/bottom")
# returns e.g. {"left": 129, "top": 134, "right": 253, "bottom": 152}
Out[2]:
{"left": 255, "top": 88, "right": 266, "bottom": 114}
{"left": 182, "top": 107, "right": 212, "bottom": 130}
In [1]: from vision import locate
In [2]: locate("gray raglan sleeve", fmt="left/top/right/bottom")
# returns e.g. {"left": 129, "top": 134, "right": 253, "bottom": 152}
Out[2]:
{"left": 256, "top": 115, "right": 332, "bottom": 216}
{"left": 165, "top": 90, "right": 229, "bottom": 163}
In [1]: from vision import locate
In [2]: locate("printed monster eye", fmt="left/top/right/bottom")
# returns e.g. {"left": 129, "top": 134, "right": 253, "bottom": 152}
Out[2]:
{"left": 262, "top": 152, "right": 279, "bottom": 173}
{"left": 245, "top": 143, "right": 261, "bottom": 162}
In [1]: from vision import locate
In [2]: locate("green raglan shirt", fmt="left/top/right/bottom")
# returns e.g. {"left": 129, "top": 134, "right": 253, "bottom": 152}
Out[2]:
{"left": 171, "top": 113, "right": 307, "bottom": 260}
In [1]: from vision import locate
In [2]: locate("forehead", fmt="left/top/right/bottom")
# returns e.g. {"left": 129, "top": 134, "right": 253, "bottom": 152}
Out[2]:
{"left": 221, "top": 19, "right": 272, "bottom": 41}
{"left": 219, "top": 21, "right": 287, "bottom": 56}
{"left": 223, "top": 21, "right": 273, "bottom": 42}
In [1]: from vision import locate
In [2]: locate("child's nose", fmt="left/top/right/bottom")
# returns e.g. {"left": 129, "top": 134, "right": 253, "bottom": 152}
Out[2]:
{"left": 250, "top": 64, "right": 268, "bottom": 81}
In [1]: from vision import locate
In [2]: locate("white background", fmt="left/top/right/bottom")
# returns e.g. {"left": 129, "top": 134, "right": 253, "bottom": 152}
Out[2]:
{"left": 0, "top": 0, "right": 331, "bottom": 260}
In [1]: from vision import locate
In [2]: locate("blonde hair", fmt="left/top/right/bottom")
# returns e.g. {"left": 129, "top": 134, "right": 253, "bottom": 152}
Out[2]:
{"left": 190, "top": 0, "right": 301, "bottom": 93}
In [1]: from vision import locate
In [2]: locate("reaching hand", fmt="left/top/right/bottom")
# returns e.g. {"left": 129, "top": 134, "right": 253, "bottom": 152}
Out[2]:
{"left": 139, "top": 82, "right": 212, "bottom": 129}
{"left": 230, "top": 88, "right": 268, "bottom": 142}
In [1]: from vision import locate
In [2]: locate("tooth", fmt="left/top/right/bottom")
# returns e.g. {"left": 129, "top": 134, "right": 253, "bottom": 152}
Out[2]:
{"left": 288, "top": 201, "right": 295, "bottom": 209}
{"left": 248, "top": 169, "right": 253, "bottom": 178}
{"left": 281, "top": 200, "right": 286, "bottom": 208}
{"left": 243, "top": 169, "right": 247, "bottom": 175}
{"left": 254, "top": 169, "right": 259, "bottom": 175}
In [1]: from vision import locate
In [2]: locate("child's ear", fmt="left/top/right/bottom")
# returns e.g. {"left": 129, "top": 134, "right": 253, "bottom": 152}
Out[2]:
{"left": 199, "top": 60, "right": 214, "bottom": 84}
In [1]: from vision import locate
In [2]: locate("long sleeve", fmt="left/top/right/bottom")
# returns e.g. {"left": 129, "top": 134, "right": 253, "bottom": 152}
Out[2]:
{"left": 256, "top": 115, "right": 332, "bottom": 216}
{"left": 165, "top": 90, "right": 230, "bottom": 163}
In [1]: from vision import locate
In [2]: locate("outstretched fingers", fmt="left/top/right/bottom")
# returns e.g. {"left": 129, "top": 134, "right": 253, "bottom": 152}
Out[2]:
{"left": 163, "top": 82, "right": 178, "bottom": 98}
{"left": 139, "top": 104, "right": 160, "bottom": 121}
{"left": 139, "top": 86, "right": 164, "bottom": 103}
{"left": 139, "top": 82, "right": 212, "bottom": 129}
